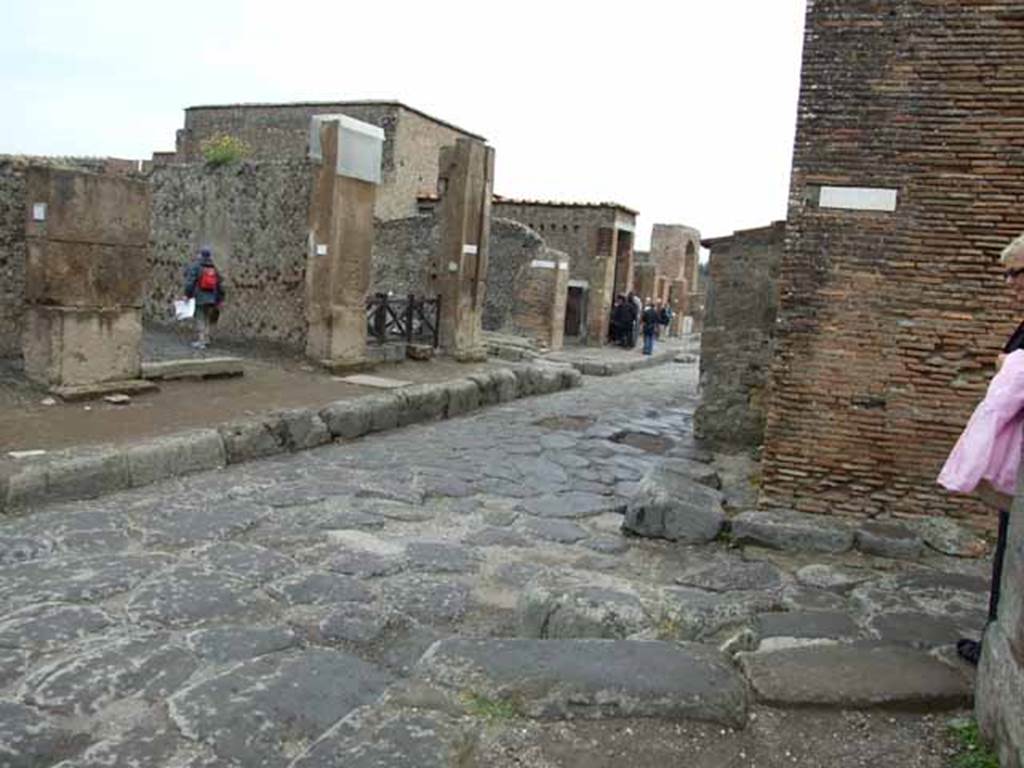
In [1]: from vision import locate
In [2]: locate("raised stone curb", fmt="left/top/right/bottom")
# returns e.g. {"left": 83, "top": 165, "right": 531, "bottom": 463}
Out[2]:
{"left": 0, "top": 362, "right": 582, "bottom": 515}
{"left": 549, "top": 348, "right": 678, "bottom": 377}
{"left": 415, "top": 638, "right": 748, "bottom": 726}
{"left": 737, "top": 642, "right": 972, "bottom": 709}
{"left": 731, "top": 510, "right": 854, "bottom": 554}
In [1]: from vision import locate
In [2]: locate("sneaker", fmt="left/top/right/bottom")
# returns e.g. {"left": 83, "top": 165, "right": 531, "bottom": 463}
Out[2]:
{"left": 956, "top": 638, "right": 981, "bottom": 666}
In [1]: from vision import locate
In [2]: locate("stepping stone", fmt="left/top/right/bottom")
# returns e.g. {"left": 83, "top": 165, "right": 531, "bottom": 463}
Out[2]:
{"left": 738, "top": 643, "right": 972, "bottom": 709}
{"left": 621, "top": 461, "right": 725, "bottom": 543}
{"left": 912, "top": 517, "right": 988, "bottom": 558}
{"left": 855, "top": 521, "right": 924, "bottom": 559}
{"left": 662, "top": 587, "right": 782, "bottom": 641}
{"left": 416, "top": 638, "right": 747, "bottom": 726}
{"left": 168, "top": 649, "right": 392, "bottom": 768}
{"left": 732, "top": 511, "right": 854, "bottom": 554}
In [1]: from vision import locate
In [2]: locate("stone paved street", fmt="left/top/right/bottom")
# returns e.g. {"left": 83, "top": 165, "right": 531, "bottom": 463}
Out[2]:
{"left": 0, "top": 362, "right": 989, "bottom": 766}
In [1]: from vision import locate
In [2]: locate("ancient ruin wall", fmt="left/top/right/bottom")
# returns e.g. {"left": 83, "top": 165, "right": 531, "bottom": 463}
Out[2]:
{"left": 147, "top": 161, "right": 312, "bottom": 350}
{"left": 760, "top": 1, "right": 1024, "bottom": 522}
{"left": 484, "top": 218, "right": 546, "bottom": 332}
{"left": 370, "top": 215, "right": 437, "bottom": 298}
{"left": 650, "top": 224, "right": 700, "bottom": 287}
{"left": 695, "top": 222, "right": 784, "bottom": 448}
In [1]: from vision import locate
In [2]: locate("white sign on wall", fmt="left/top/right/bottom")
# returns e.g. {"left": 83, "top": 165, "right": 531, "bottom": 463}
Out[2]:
{"left": 32, "top": 203, "right": 46, "bottom": 221}
{"left": 819, "top": 186, "right": 898, "bottom": 212}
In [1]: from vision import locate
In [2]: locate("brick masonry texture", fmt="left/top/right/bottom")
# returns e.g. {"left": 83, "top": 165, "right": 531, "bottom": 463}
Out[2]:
{"left": 175, "top": 103, "right": 482, "bottom": 221}
{"left": 695, "top": 222, "right": 784, "bottom": 448}
{"left": 760, "top": 1, "right": 1024, "bottom": 522}
{"left": 147, "top": 161, "right": 312, "bottom": 350}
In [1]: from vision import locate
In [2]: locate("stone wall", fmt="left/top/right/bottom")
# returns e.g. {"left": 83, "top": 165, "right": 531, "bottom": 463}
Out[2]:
{"left": 760, "top": 1, "right": 1024, "bottom": 522}
{"left": 175, "top": 103, "right": 482, "bottom": 221}
{"left": 977, "top": 481, "right": 1024, "bottom": 768}
{"left": 695, "top": 222, "right": 784, "bottom": 448}
{"left": 509, "top": 248, "right": 568, "bottom": 350}
{"left": 650, "top": 224, "right": 700, "bottom": 289}
{"left": 1, "top": 157, "right": 145, "bottom": 358}
{"left": 147, "top": 161, "right": 312, "bottom": 350}
{"left": 371, "top": 215, "right": 437, "bottom": 298}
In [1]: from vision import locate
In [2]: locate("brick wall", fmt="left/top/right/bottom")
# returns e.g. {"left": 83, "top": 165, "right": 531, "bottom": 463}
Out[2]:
{"left": 147, "top": 161, "right": 312, "bottom": 350}
{"left": 176, "top": 103, "right": 481, "bottom": 221}
{"left": 695, "top": 222, "right": 785, "bottom": 448}
{"left": 760, "top": 0, "right": 1024, "bottom": 522}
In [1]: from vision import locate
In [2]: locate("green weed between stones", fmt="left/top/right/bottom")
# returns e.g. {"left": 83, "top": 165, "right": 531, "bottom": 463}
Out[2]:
{"left": 947, "top": 719, "right": 998, "bottom": 768}
{"left": 460, "top": 692, "right": 523, "bottom": 721}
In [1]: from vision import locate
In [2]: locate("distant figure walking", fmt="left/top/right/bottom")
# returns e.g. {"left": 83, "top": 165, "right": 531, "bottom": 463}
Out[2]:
{"left": 938, "top": 231, "right": 1024, "bottom": 665}
{"left": 641, "top": 298, "right": 659, "bottom": 356}
{"left": 658, "top": 300, "right": 672, "bottom": 338}
{"left": 627, "top": 291, "right": 641, "bottom": 347}
{"left": 183, "top": 247, "right": 225, "bottom": 350}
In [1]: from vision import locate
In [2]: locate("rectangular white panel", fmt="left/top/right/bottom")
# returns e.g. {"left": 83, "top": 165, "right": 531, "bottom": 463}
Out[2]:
{"left": 309, "top": 114, "right": 385, "bottom": 184}
{"left": 819, "top": 186, "right": 898, "bottom": 212}
{"left": 530, "top": 259, "right": 556, "bottom": 269}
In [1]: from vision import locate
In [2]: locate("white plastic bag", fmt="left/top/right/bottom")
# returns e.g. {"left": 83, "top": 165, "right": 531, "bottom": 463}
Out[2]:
{"left": 174, "top": 298, "right": 195, "bottom": 321}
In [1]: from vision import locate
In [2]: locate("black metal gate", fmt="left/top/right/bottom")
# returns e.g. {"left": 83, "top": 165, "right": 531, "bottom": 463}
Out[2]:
{"left": 366, "top": 293, "right": 441, "bottom": 347}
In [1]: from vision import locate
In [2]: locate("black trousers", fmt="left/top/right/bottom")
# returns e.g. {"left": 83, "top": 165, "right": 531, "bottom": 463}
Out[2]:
{"left": 988, "top": 508, "right": 1011, "bottom": 622}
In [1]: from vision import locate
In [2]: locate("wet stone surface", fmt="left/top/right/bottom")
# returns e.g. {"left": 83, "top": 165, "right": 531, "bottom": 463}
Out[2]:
{"left": 0, "top": 362, "right": 990, "bottom": 765}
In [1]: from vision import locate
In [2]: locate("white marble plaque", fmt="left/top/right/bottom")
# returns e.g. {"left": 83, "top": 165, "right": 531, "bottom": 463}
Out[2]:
{"left": 819, "top": 186, "right": 898, "bottom": 212}
{"left": 530, "top": 259, "right": 556, "bottom": 269}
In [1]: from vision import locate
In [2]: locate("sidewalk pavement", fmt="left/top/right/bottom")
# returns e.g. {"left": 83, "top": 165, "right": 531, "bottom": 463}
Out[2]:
{"left": 546, "top": 335, "right": 695, "bottom": 376}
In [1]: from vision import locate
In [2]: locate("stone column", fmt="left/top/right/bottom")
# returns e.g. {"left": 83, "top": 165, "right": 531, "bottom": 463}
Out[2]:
{"left": 669, "top": 278, "right": 687, "bottom": 336}
{"left": 305, "top": 116, "right": 382, "bottom": 370}
{"left": 430, "top": 138, "right": 494, "bottom": 361}
{"left": 585, "top": 227, "right": 617, "bottom": 345}
{"left": 977, "top": 480, "right": 1024, "bottom": 768}
{"left": 22, "top": 167, "right": 150, "bottom": 396}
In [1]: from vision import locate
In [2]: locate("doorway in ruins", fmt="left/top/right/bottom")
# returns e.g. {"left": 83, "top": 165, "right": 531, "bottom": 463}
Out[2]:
{"left": 612, "top": 229, "right": 634, "bottom": 296}
{"left": 564, "top": 283, "right": 587, "bottom": 338}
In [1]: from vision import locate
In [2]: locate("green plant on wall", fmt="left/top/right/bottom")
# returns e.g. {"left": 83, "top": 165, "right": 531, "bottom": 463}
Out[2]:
{"left": 200, "top": 134, "right": 250, "bottom": 167}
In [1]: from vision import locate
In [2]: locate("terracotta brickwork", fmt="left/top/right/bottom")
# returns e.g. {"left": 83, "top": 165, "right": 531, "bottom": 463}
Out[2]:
{"left": 760, "top": 0, "right": 1024, "bottom": 522}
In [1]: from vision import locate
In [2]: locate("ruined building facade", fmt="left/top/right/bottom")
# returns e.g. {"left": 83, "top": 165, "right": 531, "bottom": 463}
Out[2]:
{"left": 760, "top": 1, "right": 1024, "bottom": 522}
{"left": 489, "top": 200, "right": 637, "bottom": 344}
{"left": 171, "top": 101, "right": 484, "bottom": 221}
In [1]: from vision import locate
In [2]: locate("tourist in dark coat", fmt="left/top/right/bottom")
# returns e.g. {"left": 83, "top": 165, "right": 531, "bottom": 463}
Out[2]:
{"left": 183, "top": 248, "right": 225, "bottom": 349}
{"left": 611, "top": 295, "right": 633, "bottom": 347}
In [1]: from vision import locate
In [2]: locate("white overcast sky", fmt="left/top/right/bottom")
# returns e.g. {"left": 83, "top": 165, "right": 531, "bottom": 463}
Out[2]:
{"left": 1, "top": 1, "right": 807, "bottom": 249}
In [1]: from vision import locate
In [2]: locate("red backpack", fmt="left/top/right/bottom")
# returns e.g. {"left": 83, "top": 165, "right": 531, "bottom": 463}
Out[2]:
{"left": 198, "top": 266, "right": 219, "bottom": 293}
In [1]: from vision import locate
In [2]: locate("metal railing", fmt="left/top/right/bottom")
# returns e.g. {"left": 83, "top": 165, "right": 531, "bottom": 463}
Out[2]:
{"left": 366, "top": 293, "right": 441, "bottom": 347}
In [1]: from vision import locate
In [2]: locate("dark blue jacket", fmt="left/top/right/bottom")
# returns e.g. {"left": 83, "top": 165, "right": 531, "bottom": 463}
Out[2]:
{"left": 184, "top": 256, "right": 225, "bottom": 306}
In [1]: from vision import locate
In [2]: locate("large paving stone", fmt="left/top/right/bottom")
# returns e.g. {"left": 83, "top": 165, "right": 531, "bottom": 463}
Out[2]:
{"left": 661, "top": 587, "right": 782, "bottom": 641}
{"left": 519, "top": 584, "right": 651, "bottom": 639}
{"left": 0, "top": 535, "right": 56, "bottom": 566}
{"left": 198, "top": 542, "right": 298, "bottom": 584}
{"left": 621, "top": 460, "right": 725, "bottom": 543}
{"left": 0, "top": 649, "right": 29, "bottom": 688}
{"left": 756, "top": 611, "right": 860, "bottom": 644}
{"left": 416, "top": 638, "right": 748, "bottom": 726}
{"left": 52, "top": 723, "right": 184, "bottom": 768}
{"left": 676, "top": 560, "right": 784, "bottom": 593}
{"left": 867, "top": 612, "right": 963, "bottom": 648}
{"left": 0, "top": 699, "right": 89, "bottom": 767}
{"left": 522, "top": 517, "right": 589, "bottom": 544}
{"left": 126, "top": 564, "right": 277, "bottom": 627}
{"left": 266, "top": 571, "right": 372, "bottom": 606}
{"left": 184, "top": 625, "right": 301, "bottom": 663}
{"left": 521, "top": 492, "right": 621, "bottom": 519}
{"left": 0, "top": 603, "right": 113, "bottom": 651}
{"left": 405, "top": 541, "right": 479, "bottom": 574}
{"left": 382, "top": 577, "right": 471, "bottom": 626}
{"left": 133, "top": 499, "right": 270, "bottom": 547}
{"left": 732, "top": 511, "right": 854, "bottom": 554}
{"left": 325, "top": 547, "right": 406, "bottom": 577}
{"left": 463, "top": 527, "right": 531, "bottom": 548}
{"left": 913, "top": 516, "right": 989, "bottom": 558}
{"left": 292, "top": 708, "right": 472, "bottom": 768}
{"left": 795, "top": 564, "right": 874, "bottom": 593}
{"left": 0, "top": 554, "right": 174, "bottom": 612}
{"left": 23, "top": 634, "right": 199, "bottom": 715}
{"left": 316, "top": 604, "right": 393, "bottom": 646}
{"left": 738, "top": 643, "right": 972, "bottom": 709}
{"left": 168, "top": 649, "right": 392, "bottom": 768}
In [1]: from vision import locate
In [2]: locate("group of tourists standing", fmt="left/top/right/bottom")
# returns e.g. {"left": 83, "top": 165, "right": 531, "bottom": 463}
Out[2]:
{"left": 609, "top": 291, "right": 672, "bottom": 355}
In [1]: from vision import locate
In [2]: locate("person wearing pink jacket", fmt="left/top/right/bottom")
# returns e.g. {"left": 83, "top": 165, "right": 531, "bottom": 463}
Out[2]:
{"left": 939, "top": 232, "right": 1024, "bottom": 664}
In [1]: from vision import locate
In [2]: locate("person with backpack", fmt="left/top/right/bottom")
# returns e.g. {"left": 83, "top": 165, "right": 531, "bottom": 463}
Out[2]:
{"left": 183, "top": 247, "right": 225, "bottom": 349}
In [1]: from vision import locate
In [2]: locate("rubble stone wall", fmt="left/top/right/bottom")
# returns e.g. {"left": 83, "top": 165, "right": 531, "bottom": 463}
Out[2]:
{"left": 370, "top": 214, "right": 437, "bottom": 298}
{"left": 147, "top": 161, "right": 312, "bottom": 350}
{"left": 760, "top": 1, "right": 1024, "bottom": 522}
{"left": 695, "top": 222, "right": 784, "bottom": 448}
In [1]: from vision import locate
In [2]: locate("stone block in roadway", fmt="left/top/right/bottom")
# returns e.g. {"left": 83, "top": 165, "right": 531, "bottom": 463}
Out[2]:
{"left": 738, "top": 642, "right": 972, "bottom": 709}
{"left": 415, "top": 638, "right": 748, "bottom": 726}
